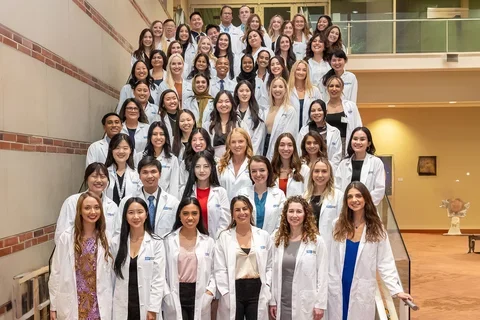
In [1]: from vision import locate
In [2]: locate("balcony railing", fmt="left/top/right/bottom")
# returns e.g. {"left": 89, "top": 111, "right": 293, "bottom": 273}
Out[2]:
{"left": 334, "top": 18, "right": 480, "bottom": 54}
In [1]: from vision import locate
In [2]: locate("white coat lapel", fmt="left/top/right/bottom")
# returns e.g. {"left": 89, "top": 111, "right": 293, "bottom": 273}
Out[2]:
{"left": 138, "top": 233, "right": 150, "bottom": 257}
{"left": 295, "top": 240, "right": 308, "bottom": 270}
{"left": 354, "top": 226, "right": 367, "bottom": 267}
{"left": 155, "top": 191, "right": 168, "bottom": 224}
{"left": 360, "top": 154, "right": 372, "bottom": 185}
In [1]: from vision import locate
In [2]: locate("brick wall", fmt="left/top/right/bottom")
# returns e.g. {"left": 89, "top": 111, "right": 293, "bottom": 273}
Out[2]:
{"left": 0, "top": 224, "right": 56, "bottom": 258}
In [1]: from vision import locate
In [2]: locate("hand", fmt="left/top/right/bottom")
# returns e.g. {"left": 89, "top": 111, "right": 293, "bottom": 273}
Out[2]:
{"left": 313, "top": 308, "right": 324, "bottom": 320}
{"left": 396, "top": 292, "right": 413, "bottom": 302}
{"left": 50, "top": 311, "right": 57, "bottom": 320}
{"left": 147, "top": 311, "right": 156, "bottom": 320}
{"left": 206, "top": 290, "right": 214, "bottom": 296}
{"left": 269, "top": 306, "right": 277, "bottom": 319}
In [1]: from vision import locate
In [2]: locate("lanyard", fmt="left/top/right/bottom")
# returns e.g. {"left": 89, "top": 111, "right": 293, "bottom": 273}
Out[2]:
{"left": 113, "top": 167, "right": 127, "bottom": 200}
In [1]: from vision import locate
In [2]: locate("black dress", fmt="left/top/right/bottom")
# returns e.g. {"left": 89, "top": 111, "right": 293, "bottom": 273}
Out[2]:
{"left": 128, "top": 256, "right": 141, "bottom": 320}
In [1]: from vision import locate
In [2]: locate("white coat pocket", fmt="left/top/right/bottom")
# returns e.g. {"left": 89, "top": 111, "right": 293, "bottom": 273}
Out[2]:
{"left": 201, "top": 293, "right": 214, "bottom": 318}
{"left": 300, "top": 290, "right": 316, "bottom": 314}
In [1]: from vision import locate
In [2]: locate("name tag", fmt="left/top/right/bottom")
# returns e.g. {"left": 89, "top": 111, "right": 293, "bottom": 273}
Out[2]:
{"left": 273, "top": 204, "right": 279, "bottom": 208}
{"left": 144, "top": 135, "right": 148, "bottom": 138}
{"left": 215, "top": 204, "right": 221, "bottom": 208}
{"left": 326, "top": 205, "right": 336, "bottom": 209}
{"left": 260, "top": 246, "right": 266, "bottom": 250}
{"left": 162, "top": 165, "right": 170, "bottom": 169}
{"left": 107, "top": 212, "right": 115, "bottom": 216}
{"left": 368, "top": 170, "right": 374, "bottom": 174}
{"left": 163, "top": 206, "right": 173, "bottom": 210}
{"left": 341, "top": 116, "right": 348, "bottom": 123}
{"left": 306, "top": 250, "right": 316, "bottom": 254}
{"left": 151, "top": 111, "right": 156, "bottom": 114}
{"left": 133, "top": 181, "right": 139, "bottom": 184}
{"left": 145, "top": 257, "right": 154, "bottom": 261}
{"left": 205, "top": 252, "right": 210, "bottom": 257}
{"left": 344, "top": 82, "right": 352, "bottom": 85}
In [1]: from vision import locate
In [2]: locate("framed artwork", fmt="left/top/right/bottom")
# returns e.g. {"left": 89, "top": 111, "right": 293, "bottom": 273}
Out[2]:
{"left": 417, "top": 156, "right": 437, "bottom": 176}
{"left": 379, "top": 155, "right": 393, "bottom": 196}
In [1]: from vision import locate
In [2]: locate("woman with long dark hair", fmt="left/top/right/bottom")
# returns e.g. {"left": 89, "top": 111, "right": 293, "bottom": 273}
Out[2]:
{"left": 176, "top": 23, "right": 198, "bottom": 65}
{"left": 321, "top": 50, "right": 358, "bottom": 103}
{"left": 131, "top": 28, "right": 154, "bottom": 67}
{"left": 214, "top": 33, "right": 237, "bottom": 79}
{"left": 163, "top": 197, "right": 216, "bottom": 319}
{"left": 111, "top": 197, "right": 164, "bottom": 320}
{"left": 305, "top": 34, "right": 331, "bottom": 90}
{"left": 328, "top": 182, "right": 413, "bottom": 320}
{"left": 274, "top": 35, "right": 296, "bottom": 71}
{"left": 172, "top": 110, "right": 197, "bottom": 161}
{"left": 119, "top": 98, "right": 150, "bottom": 153}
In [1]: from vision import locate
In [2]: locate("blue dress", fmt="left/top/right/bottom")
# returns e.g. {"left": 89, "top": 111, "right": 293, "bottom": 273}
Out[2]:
{"left": 342, "top": 239, "right": 360, "bottom": 320}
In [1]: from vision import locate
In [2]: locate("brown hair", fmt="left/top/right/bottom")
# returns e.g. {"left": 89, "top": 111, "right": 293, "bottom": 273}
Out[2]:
{"left": 333, "top": 182, "right": 386, "bottom": 242}
{"left": 300, "top": 130, "right": 328, "bottom": 166}
{"left": 74, "top": 192, "right": 112, "bottom": 262}
{"left": 275, "top": 196, "right": 319, "bottom": 247}
{"left": 227, "top": 196, "right": 255, "bottom": 229}
{"left": 271, "top": 133, "right": 304, "bottom": 182}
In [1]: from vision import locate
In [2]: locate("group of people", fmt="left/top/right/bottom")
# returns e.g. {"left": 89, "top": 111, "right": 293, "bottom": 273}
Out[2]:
{"left": 49, "top": 5, "right": 413, "bottom": 320}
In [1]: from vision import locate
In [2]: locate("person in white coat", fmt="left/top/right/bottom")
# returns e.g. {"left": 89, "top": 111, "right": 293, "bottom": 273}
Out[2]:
{"left": 306, "top": 34, "right": 331, "bottom": 89}
{"left": 213, "top": 34, "right": 238, "bottom": 84}
{"left": 321, "top": 50, "right": 358, "bottom": 104}
{"left": 49, "top": 192, "right": 114, "bottom": 320}
{"left": 163, "top": 197, "right": 216, "bottom": 320}
{"left": 119, "top": 98, "right": 150, "bottom": 153}
{"left": 105, "top": 133, "right": 141, "bottom": 206}
{"left": 133, "top": 79, "right": 160, "bottom": 124}
{"left": 164, "top": 54, "right": 190, "bottom": 108}
{"left": 111, "top": 197, "right": 165, "bottom": 320}
{"left": 55, "top": 163, "right": 118, "bottom": 243}
{"left": 177, "top": 24, "right": 198, "bottom": 66}
{"left": 299, "top": 131, "right": 329, "bottom": 168}
{"left": 185, "top": 53, "right": 215, "bottom": 81}
{"left": 271, "top": 133, "right": 310, "bottom": 197}
{"left": 274, "top": 35, "right": 296, "bottom": 71}
{"left": 219, "top": 6, "right": 245, "bottom": 56}
{"left": 183, "top": 73, "right": 214, "bottom": 127}
{"left": 131, "top": 28, "right": 154, "bottom": 67}
{"left": 269, "top": 196, "right": 328, "bottom": 320}
{"left": 234, "top": 80, "right": 266, "bottom": 155}
{"left": 134, "top": 121, "right": 180, "bottom": 199}
{"left": 214, "top": 196, "right": 273, "bottom": 320}
{"left": 335, "top": 127, "right": 385, "bottom": 206}
{"left": 292, "top": 14, "right": 312, "bottom": 60}
{"left": 209, "top": 56, "right": 236, "bottom": 98}
{"left": 238, "top": 155, "right": 286, "bottom": 234}
{"left": 115, "top": 157, "right": 180, "bottom": 238}
{"left": 86, "top": 112, "right": 122, "bottom": 167}
{"left": 328, "top": 182, "right": 413, "bottom": 320}
{"left": 304, "top": 158, "right": 343, "bottom": 252}
{"left": 324, "top": 76, "right": 362, "bottom": 156}
{"left": 181, "top": 151, "right": 231, "bottom": 238}
{"left": 288, "top": 60, "right": 322, "bottom": 129}
{"left": 217, "top": 128, "right": 254, "bottom": 200}
{"left": 297, "top": 99, "right": 343, "bottom": 171}
{"left": 172, "top": 110, "right": 197, "bottom": 161}
{"left": 263, "top": 77, "right": 298, "bottom": 160}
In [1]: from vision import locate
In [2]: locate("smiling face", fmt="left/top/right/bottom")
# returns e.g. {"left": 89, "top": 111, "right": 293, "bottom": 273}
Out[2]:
{"left": 279, "top": 36, "right": 290, "bottom": 52}
{"left": 330, "top": 55, "right": 346, "bottom": 71}
{"left": 178, "top": 26, "right": 190, "bottom": 42}
{"left": 328, "top": 27, "right": 340, "bottom": 43}
{"left": 151, "top": 52, "right": 164, "bottom": 68}
{"left": 294, "top": 62, "right": 308, "bottom": 81}
{"left": 151, "top": 126, "right": 166, "bottom": 150}
{"left": 304, "top": 135, "right": 319, "bottom": 156}
{"left": 229, "top": 132, "right": 247, "bottom": 157}
{"left": 207, "top": 27, "right": 219, "bottom": 44}
{"left": 347, "top": 187, "right": 365, "bottom": 212}
{"left": 237, "top": 83, "right": 251, "bottom": 104}
{"left": 199, "top": 37, "right": 212, "bottom": 54}
{"left": 180, "top": 203, "right": 200, "bottom": 230}
{"left": 294, "top": 16, "right": 305, "bottom": 31}
{"left": 113, "top": 140, "right": 131, "bottom": 164}
{"left": 142, "top": 31, "right": 153, "bottom": 47}
{"left": 242, "top": 56, "right": 254, "bottom": 73}
{"left": 257, "top": 51, "right": 270, "bottom": 68}
{"left": 163, "top": 92, "right": 179, "bottom": 113}
{"left": 164, "top": 21, "right": 176, "bottom": 38}
{"left": 327, "top": 78, "right": 343, "bottom": 98}
{"left": 80, "top": 196, "right": 102, "bottom": 224}
{"left": 216, "top": 93, "right": 232, "bottom": 114}
{"left": 271, "top": 78, "right": 286, "bottom": 100}
{"left": 217, "top": 34, "right": 229, "bottom": 51}
{"left": 247, "top": 31, "right": 261, "bottom": 49}
{"left": 179, "top": 112, "right": 194, "bottom": 134}
{"left": 134, "top": 62, "right": 148, "bottom": 80}
{"left": 194, "top": 157, "right": 211, "bottom": 183}
{"left": 191, "top": 132, "right": 207, "bottom": 152}
{"left": 190, "top": 14, "right": 203, "bottom": 32}
{"left": 271, "top": 16, "right": 282, "bottom": 31}
{"left": 311, "top": 36, "right": 325, "bottom": 54}
{"left": 139, "top": 164, "right": 160, "bottom": 189}
{"left": 269, "top": 58, "right": 283, "bottom": 76}
{"left": 283, "top": 22, "right": 294, "bottom": 37}
{"left": 312, "top": 161, "right": 330, "bottom": 189}
{"left": 233, "top": 200, "right": 252, "bottom": 226}
{"left": 249, "top": 16, "right": 260, "bottom": 30}
{"left": 152, "top": 22, "right": 163, "bottom": 37}
{"left": 278, "top": 136, "right": 294, "bottom": 160}
{"left": 215, "top": 57, "right": 229, "bottom": 77}
{"left": 169, "top": 56, "right": 184, "bottom": 75}
{"left": 125, "top": 101, "right": 140, "bottom": 121}
{"left": 318, "top": 17, "right": 330, "bottom": 31}
{"left": 287, "top": 202, "right": 305, "bottom": 228}
{"left": 104, "top": 115, "right": 122, "bottom": 139}
{"left": 195, "top": 55, "right": 208, "bottom": 71}
{"left": 194, "top": 76, "right": 208, "bottom": 93}
{"left": 87, "top": 170, "right": 109, "bottom": 194}
{"left": 310, "top": 102, "right": 325, "bottom": 124}
{"left": 126, "top": 202, "right": 147, "bottom": 229}
{"left": 351, "top": 130, "right": 371, "bottom": 155}
{"left": 170, "top": 43, "right": 183, "bottom": 55}
{"left": 250, "top": 160, "right": 268, "bottom": 186}
{"left": 134, "top": 83, "right": 150, "bottom": 105}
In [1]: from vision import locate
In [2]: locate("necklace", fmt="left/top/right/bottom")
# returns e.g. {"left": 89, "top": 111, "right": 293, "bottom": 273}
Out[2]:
{"left": 113, "top": 168, "right": 127, "bottom": 200}
{"left": 130, "top": 236, "right": 144, "bottom": 243}
{"left": 354, "top": 221, "right": 365, "bottom": 229}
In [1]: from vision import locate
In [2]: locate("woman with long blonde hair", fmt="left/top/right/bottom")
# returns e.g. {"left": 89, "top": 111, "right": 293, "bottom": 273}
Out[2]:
{"left": 271, "top": 133, "right": 310, "bottom": 197}
{"left": 263, "top": 77, "right": 297, "bottom": 160}
{"left": 165, "top": 53, "right": 188, "bottom": 107}
{"left": 304, "top": 157, "right": 343, "bottom": 250}
{"left": 269, "top": 196, "right": 327, "bottom": 320}
{"left": 268, "top": 15, "right": 284, "bottom": 51}
{"left": 328, "top": 182, "right": 413, "bottom": 320}
{"left": 288, "top": 60, "right": 322, "bottom": 129}
{"left": 49, "top": 192, "right": 114, "bottom": 320}
{"left": 151, "top": 20, "right": 168, "bottom": 51}
{"left": 217, "top": 128, "right": 254, "bottom": 201}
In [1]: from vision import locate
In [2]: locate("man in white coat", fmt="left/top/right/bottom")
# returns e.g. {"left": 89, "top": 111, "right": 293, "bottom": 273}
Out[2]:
{"left": 114, "top": 157, "right": 179, "bottom": 238}
{"left": 86, "top": 112, "right": 122, "bottom": 167}
{"left": 218, "top": 5, "right": 244, "bottom": 55}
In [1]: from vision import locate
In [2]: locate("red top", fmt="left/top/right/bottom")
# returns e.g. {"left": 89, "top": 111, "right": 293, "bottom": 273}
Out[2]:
{"left": 196, "top": 187, "right": 210, "bottom": 230}
{"left": 279, "top": 178, "right": 288, "bottom": 196}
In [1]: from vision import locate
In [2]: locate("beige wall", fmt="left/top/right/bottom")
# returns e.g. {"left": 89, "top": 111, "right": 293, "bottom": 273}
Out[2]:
{"left": 362, "top": 107, "right": 480, "bottom": 230}
{"left": 0, "top": 0, "right": 168, "bottom": 314}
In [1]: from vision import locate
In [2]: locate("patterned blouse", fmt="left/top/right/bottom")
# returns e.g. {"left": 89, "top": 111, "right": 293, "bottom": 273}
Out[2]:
{"left": 75, "top": 237, "right": 100, "bottom": 320}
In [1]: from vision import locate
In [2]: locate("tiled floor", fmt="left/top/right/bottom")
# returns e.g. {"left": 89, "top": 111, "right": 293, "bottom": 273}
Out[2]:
{"left": 403, "top": 233, "right": 480, "bottom": 320}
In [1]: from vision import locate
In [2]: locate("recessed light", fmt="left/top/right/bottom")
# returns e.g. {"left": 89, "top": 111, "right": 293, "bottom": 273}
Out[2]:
{"left": 455, "top": 179, "right": 460, "bottom": 182}
{"left": 352, "top": 11, "right": 358, "bottom": 14}
{"left": 388, "top": 104, "right": 396, "bottom": 108}
{"left": 466, "top": 172, "right": 470, "bottom": 176}
{"left": 449, "top": 101, "right": 457, "bottom": 104}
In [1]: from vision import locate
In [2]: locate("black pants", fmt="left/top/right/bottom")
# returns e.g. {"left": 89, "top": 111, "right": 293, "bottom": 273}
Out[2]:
{"left": 180, "top": 282, "right": 196, "bottom": 320}
{"left": 235, "top": 278, "right": 261, "bottom": 320}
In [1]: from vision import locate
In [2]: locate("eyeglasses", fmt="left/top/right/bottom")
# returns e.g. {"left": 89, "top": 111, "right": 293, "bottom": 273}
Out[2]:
{"left": 126, "top": 106, "right": 139, "bottom": 111}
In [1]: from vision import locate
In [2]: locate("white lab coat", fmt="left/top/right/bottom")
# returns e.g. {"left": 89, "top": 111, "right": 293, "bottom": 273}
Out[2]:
{"left": 179, "top": 185, "right": 231, "bottom": 238}
{"left": 86, "top": 137, "right": 109, "bottom": 167}
{"left": 290, "top": 86, "right": 322, "bottom": 128}
{"left": 111, "top": 233, "right": 165, "bottom": 320}
{"left": 121, "top": 122, "right": 150, "bottom": 153}
{"left": 335, "top": 154, "right": 385, "bottom": 206}
{"left": 239, "top": 107, "right": 266, "bottom": 155}
{"left": 184, "top": 42, "right": 199, "bottom": 68}
{"left": 237, "top": 186, "right": 286, "bottom": 234}
{"left": 263, "top": 105, "right": 298, "bottom": 160}
{"left": 106, "top": 165, "right": 141, "bottom": 202}
{"left": 214, "top": 227, "right": 273, "bottom": 320}
{"left": 163, "top": 229, "right": 216, "bottom": 320}
{"left": 328, "top": 221, "right": 403, "bottom": 320}
{"left": 293, "top": 34, "right": 311, "bottom": 60}
{"left": 219, "top": 24, "right": 244, "bottom": 56}
{"left": 202, "top": 120, "right": 250, "bottom": 159}
{"left": 327, "top": 100, "right": 362, "bottom": 154}
{"left": 209, "top": 76, "right": 237, "bottom": 98}
{"left": 134, "top": 151, "right": 180, "bottom": 199}
{"left": 55, "top": 192, "right": 118, "bottom": 243}
{"left": 217, "top": 157, "right": 253, "bottom": 201}
{"left": 270, "top": 234, "right": 328, "bottom": 319}
{"left": 49, "top": 229, "right": 114, "bottom": 320}
{"left": 115, "top": 187, "right": 180, "bottom": 237}
{"left": 183, "top": 95, "right": 214, "bottom": 126}
{"left": 321, "top": 71, "right": 358, "bottom": 104}
{"left": 145, "top": 102, "right": 160, "bottom": 124}
{"left": 297, "top": 123, "right": 343, "bottom": 171}
{"left": 117, "top": 84, "right": 161, "bottom": 114}
{"left": 308, "top": 58, "right": 331, "bottom": 89}
{"left": 274, "top": 164, "right": 310, "bottom": 197}
{"left": 314, "top": 189, "right": 344, "bottom": 252}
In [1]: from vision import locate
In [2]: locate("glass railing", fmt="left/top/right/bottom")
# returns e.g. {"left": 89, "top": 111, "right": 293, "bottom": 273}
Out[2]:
{"left": 376, "top": 195, "right": 414, "bottom": 319}
{"left": 336, "top": 18, "right": 480, "bottom": 54}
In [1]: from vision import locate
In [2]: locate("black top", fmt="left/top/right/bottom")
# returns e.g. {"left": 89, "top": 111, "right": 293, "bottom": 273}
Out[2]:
{"left": 239, "top": 109, "right": 247, "bottom": 120}
{"left": 299, "top": 99, "right": 305, "bottom": 130}
{"left": 241, "top": 248, "right": 251, "bottom": 255}
{"left": 326, "top": 111, "right": 347, "bottom": 138}
{"left": 127, "top": 128, "right": 136, "bottom": 149}
{"left": 310, "top": 124, "right": 328, "bottom": 144}
{"left": 153, "top": 78, "right": 163, "bottom": 86}
{"left": 128, "top": 256, "right": 140, "bottom": 320}
{"left": 351, "top": 160, "right": 364, "bottom": 182}
{"left": 167, "top": 113, "right": 177, "bottom": 136}
{"left": 213, "top": 132, "right": 227, "bottom": 147}
{"left": 113, "top": 173, "right": 125, "bottom": 206}
{"left": 310, "top": 195, "right": 323, "bottom": 225}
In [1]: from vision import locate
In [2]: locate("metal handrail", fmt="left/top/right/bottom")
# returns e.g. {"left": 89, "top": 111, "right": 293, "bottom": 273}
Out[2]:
{"left": 338, "top": 17, "right": 480, "bottom": 23}
{"left": 404, "top": 299, "right": 419, "bottom": 311}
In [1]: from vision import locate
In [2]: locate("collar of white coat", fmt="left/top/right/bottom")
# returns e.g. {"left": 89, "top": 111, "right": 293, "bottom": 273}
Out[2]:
{"left": 346, "top": 153, "right": 374, "bottom": 165}
{"left": 170, "top": 227, "right": 209, "bottom": 243}
{"left": 227, "top": 156, "right": 249, "bottom": 170}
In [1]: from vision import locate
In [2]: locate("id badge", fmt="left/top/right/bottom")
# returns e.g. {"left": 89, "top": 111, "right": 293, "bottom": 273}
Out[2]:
{"left": 341, "top": 116, "right": 348, "bottom": 123}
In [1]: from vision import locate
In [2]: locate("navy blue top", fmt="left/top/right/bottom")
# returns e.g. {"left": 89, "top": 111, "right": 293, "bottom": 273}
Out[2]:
{"left": 127, "top": 128, "right": 136, "bottom": 150}
{"left": 299, "top": 99, "right": 305, "bottom": 130}
{"left": 254, "top": 191, "right": 268, "bottom": 229}
{"left": 342, "top": 239, "right": 360, "bottom": 320}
